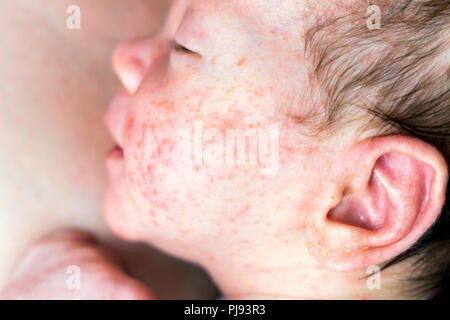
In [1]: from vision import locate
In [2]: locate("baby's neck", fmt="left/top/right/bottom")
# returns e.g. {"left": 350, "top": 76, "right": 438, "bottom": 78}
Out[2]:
{"left": 211, "top": 263, "right": 367, "bottom": 300}
{"left": 196, "top": 236, "right": 404, "bottom": 300}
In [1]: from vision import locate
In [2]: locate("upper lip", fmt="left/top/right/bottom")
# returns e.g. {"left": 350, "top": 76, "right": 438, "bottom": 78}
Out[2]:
{"left": 104, "top": 89, "right": 132, "bottom": 148}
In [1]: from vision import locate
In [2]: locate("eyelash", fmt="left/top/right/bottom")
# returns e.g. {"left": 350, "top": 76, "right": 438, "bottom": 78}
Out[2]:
{"left": 169, "top": 40, "right": 193, "bottom": 54}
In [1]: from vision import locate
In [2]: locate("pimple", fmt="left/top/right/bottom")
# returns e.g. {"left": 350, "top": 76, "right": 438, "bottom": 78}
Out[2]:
{"left": 125, "top": 114, "right": 135, "bottom": 139}
{"left": 237, "top": 57, "right": 247, "bottom": 66}
{"left": 225, "top": 86, "right": 235, "bottom": 95}
{"left": 166, "top": 102, "right": 175, "bottom": 111}
{"left": 253, "top": 88, "right": 266, "bottom": 97}
{"left": 236, "top": 204, "right": 250, "bottom": 216}
{"left": 156, "top": 100, "right": 168, "bottom": 107}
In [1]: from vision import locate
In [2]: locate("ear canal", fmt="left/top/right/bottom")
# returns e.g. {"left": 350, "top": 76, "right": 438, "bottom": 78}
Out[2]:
{"left": 327, "top": 189, "right": 385, "bottom": 231}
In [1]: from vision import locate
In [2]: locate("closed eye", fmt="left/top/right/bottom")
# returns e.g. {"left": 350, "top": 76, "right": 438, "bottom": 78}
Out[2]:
{"left": 170, "top": 40, "right": 194, "bottom": 54}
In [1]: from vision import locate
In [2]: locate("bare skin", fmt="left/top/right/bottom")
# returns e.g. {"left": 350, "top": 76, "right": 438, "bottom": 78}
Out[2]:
{"left": 1, "top": 0, "right": 447, "bottom": 300}
{"left": 103, "top": 0, "right": 448, "bottom": 299}
{"left": 0, "top": 0, "right": 217, "bottom": 299}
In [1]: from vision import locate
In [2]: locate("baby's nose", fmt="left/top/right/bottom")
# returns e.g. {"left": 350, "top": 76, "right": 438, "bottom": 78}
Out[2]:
{"left": 112, "top": 37, "right": 167, "bottom": 95}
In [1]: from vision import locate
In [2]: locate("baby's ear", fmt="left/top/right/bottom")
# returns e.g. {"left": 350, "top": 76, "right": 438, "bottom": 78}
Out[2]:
{"left": 306, "top": 135, "right": 448, "bottom": 271}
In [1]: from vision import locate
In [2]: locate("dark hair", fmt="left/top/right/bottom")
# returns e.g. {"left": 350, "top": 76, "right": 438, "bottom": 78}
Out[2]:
{"left": 304, "top": 0, "right": 449, "bottom": 298}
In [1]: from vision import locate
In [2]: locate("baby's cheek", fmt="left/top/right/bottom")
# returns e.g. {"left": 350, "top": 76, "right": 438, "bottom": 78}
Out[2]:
{"left": 124, "top": 119, "right": 246, "bottom": 223}
{"left": 124, "top": 113, "right": 187, "bottom": 208}
{"left": 121, "top": 115, "right": 224, "bottom": 237}
{"left": 118, "top": 87, "right": 300, "bottom": 235}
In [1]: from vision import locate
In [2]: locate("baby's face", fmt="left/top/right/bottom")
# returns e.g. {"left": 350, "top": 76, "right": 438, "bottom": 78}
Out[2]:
{"left": 104, "top": 0, "right": 342, "bottom": 261}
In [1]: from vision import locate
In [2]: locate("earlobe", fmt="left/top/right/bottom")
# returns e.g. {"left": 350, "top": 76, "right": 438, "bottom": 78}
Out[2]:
{"left": 306, "top": 135, "right": 448, "bottom": 271}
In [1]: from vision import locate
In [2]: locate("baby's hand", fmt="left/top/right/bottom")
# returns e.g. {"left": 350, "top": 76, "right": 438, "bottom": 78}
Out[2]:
{"left": 0, "top": 229, "right": 155, "bottom": 300}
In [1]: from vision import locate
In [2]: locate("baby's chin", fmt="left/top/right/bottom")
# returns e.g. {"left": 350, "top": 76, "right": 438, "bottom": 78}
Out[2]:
{"left": 103, "top": 188, "right": 137, "bottom": 241}
{"left": 102, "top": 186, "right": 204, "bottom": 264}
{"left": 103, "top": 175, "right": 184, "bottom": 241}
{"left": 102, "top": 167, "right": 152, "bottom": 243}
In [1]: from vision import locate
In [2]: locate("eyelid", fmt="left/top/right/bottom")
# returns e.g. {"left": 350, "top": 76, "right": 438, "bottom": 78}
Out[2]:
{"left": 169, "top": 40, "right": 194, "bottom": 54}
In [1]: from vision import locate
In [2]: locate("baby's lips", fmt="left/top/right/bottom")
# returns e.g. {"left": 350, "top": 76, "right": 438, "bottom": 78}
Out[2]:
{"left": 104, "top": 89, "right": 133, "bottom": 148}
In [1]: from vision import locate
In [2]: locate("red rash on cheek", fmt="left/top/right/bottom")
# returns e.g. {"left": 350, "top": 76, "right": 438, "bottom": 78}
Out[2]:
{"left": 227, "top": 204, "right": 250, "bottom": 223}
{"left": 154, "top": 99, "right": 176, "bottom": 111}
{"left": 253, "top": 87, "right": 266, "bottom": 97}
{"left": 137, "top": 124, "right": 149, "bottom": 149}
{"left": 125, "top": 113, "right": 135, "bottom": 142}
{"left": 217, "top": 111, "right": 247, "bottom": 130}
{"left": 115, "top": 56, "right": 297, "bottom": 239}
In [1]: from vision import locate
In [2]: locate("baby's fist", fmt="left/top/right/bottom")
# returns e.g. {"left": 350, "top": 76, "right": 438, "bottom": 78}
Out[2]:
{"left": 0, "top": 229, "right": 155, "bottom": 300}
